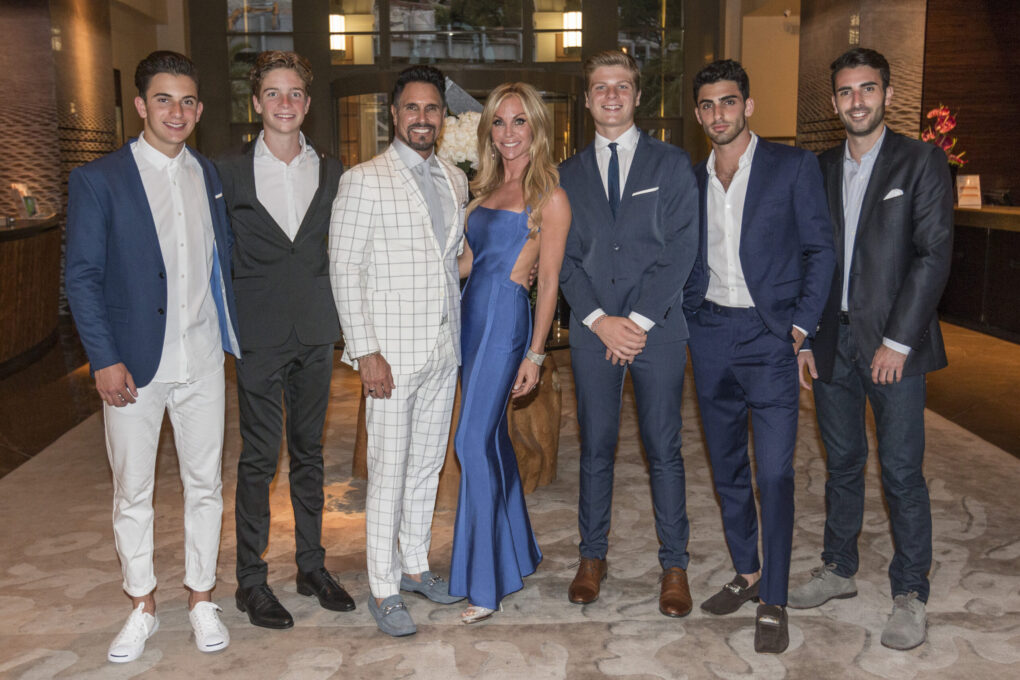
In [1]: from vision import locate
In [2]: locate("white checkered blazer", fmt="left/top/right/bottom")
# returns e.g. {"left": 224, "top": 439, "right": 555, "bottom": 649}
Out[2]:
{"left": 330, "top": 144, "right": 469, "bottom": 375}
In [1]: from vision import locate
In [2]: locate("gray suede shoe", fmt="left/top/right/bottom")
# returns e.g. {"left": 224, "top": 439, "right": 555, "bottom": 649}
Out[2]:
{"left": 787, "top": 562, "right": 858, "bottom": 609}
{"left": 881, "top": 592, "right": 927, "bottom": 650}
{"left": 400, "top": 571, "right": 464, "bottom": 604}
{"left": 368, "top": 595, "right": 416, "bottom": 637}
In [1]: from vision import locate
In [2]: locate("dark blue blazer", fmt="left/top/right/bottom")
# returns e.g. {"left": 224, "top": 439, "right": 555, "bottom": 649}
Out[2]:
{"left": 684, "top": 138, "right": 835, "bottom": 341}
{"left": 559, "top": 132, "right": 699, "bottom": 350}
{"left": 66, "top": 141, "right": 242, "bottom": 388}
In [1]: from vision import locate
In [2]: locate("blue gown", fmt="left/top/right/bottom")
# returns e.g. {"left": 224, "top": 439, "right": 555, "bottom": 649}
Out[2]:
{"left": 449, "top": 206, "right": 543, "bottom": 609}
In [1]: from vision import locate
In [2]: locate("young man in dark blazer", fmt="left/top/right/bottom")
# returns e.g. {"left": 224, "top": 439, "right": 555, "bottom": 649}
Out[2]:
{"left": 559, "top": 50, "right": 699, "bottom": 617}
{"left": 216, "top": 51, "right": 352, "bottom": 629}
{"left": 791, "top": 48, "right": 953, "bottom": 651}
{"left": 684, "top": 60, "right": 834, "bottom": 653}
{"left": 66, "top": 51, "right": 240, "bottom": 663}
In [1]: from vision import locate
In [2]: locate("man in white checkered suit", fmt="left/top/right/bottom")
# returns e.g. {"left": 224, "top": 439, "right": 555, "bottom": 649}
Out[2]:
{"left": 329, "top": 65, "right": 469, "bottom": 637}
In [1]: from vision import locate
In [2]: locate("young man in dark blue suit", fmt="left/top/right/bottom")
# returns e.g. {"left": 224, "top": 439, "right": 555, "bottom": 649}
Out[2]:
{"left": 559, "top": 50, "right": 699, "bottom": 617}
{"left": 66, "top": 51, "right": 241, "bottom": 663}
{"left": 683, "top": 60, "right": 834, "bottom": 653}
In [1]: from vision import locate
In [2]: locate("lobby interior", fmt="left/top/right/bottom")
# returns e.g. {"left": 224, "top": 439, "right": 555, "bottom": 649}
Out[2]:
{"left": 1, "top": 1, "right": 1018, "bottom": 679}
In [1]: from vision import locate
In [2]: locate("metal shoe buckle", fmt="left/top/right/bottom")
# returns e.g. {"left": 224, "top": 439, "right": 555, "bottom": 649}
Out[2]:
{"left": 724, "top": 582, "right": 745, "bottom": 595}
{"left": 382, "top": 601, "right": 407, "bottom": 615}
{"left": 758, "top": 614, "right": 781, "bottom": 626}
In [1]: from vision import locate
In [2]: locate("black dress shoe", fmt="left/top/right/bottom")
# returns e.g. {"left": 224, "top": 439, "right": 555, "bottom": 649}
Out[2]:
{"left": 296, "top": 567, "right": 356, "bottom": 612}
{"left": 754, "top": 604, "right": 789, "bottom": 654}
{"left": 701, "top": 574, "right": 760, "bottom": 615}
{"left": 236, "top": 584, "right": 294, "bottom": 629}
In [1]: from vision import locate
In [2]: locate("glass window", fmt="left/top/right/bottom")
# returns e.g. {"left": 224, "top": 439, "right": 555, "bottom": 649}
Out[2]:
{"left": 391, "top": 30, "right": 522, "bottom": 64}
{"left": 227, "top": 0, "right": 294, "bottom": 32}
{"left": 534, "top": 0, "right": 582, "bottom": 63}
{"left": 394, "top": 1, "right": 523, "bottom": 30}
{"left": 620, "top": 0, "right": 684, "bottom": 118}
{"left": 338, "top": 93, "right": 390, "bottom": 167}
{"left": 330, "top": 0, "right": 380, "bottom": 65}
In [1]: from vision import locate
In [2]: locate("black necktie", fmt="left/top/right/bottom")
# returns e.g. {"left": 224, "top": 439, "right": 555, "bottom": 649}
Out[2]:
{"left": 608, "top": 142, "right": 620, "bottom": 218}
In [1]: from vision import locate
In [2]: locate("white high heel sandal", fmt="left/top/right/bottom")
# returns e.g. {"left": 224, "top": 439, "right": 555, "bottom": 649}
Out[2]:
{"left": 461, "top": 602, "right": 502, "bottom": 624}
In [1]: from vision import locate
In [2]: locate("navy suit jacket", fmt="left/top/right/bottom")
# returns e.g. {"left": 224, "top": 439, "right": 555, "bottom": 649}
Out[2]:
{"left": 559, "top": 132, "right": 699, "bottom": 350}
{"left": 684, "top": 138, "right": 835, "bottom": 341}
{"left": 66, "top": 141, "right": 242, "bottom": 388}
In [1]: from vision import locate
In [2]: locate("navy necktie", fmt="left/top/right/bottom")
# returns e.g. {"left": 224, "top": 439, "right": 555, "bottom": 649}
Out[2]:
{"left": 608, "top": 142, "right": 620, "bottom": 218}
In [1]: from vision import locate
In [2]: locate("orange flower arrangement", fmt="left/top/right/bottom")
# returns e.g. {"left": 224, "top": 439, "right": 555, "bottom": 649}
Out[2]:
{"left": 920, "top": 104, "right": 967, "bottom": 167}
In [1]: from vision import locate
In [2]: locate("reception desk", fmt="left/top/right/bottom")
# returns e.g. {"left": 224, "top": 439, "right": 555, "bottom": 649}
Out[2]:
{"left": 939, "top": 206, "right": 1020, "bottom": 337}
{"left": 0, "top": 214, "right": 61, "bottom": 377}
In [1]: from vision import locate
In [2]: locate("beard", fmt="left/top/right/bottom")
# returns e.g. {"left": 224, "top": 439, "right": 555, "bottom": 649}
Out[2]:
{"left": 840, "top": 102, "right": 885, "bottom": 138}
{"left": 403, "top": 125, "right": 437, "bottom": 152}
{"left": 706, "top": 116, "right": 747, "bottom": 146}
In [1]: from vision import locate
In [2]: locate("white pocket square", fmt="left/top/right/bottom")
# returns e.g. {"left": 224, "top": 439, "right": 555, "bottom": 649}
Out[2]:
{"left": 632, "top": 187, "right": 659, "bottom": 196}
{"left": 883, "top": 189, "right": 903, "bottom": 200}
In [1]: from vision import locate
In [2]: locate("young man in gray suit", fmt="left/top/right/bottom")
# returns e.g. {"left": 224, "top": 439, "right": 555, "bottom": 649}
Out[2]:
{"left": 217, "top": 51, "right": 353, "bottom": 629}
{"left": 792, "top": 47, "right": 953, "bottom": 651}
{"left": 558, "top": 50, "right": 699, "bottom": 617}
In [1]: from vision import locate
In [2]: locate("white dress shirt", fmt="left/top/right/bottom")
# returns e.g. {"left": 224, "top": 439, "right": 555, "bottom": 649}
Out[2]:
{"left": 132, "top": 132, "right": 223, "bottom": 383}
{"left": 582, "top": 124, "right": 654, "bottom": 332}
{"left": 840, "top": 128, "right": 910, "bottom": 356}
{"left": 253, "top": 131, "right": 320, "bottom": 241}
{"left": 705, "top": 132, "right": 758, "bottom": 308}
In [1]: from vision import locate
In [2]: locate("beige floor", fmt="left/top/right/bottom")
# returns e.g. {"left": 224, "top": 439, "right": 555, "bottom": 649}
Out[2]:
{"left": 1, "top": 344, "right": 1019, "bottom": 679}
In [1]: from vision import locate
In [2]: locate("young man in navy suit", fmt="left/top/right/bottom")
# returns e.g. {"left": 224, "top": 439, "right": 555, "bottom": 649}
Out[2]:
{"left": 217, "top": 50, "right": 353, "bottom": 630}
{"left": 684, "top": 60, "right": 834, "bottom": 653}
{"left": 66, "top": 51, "right": 241, "bottom": 663}
{"left": 790, "top": 48, "right": 953, "bottom": 651}
{"left": 559, "top": 50, "right": 699, "bottom": 617}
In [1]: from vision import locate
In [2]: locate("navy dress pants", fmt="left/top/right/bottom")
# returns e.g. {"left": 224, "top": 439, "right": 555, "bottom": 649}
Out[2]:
{"left": 688, "top": 302, "right": 798, "bottom": 606}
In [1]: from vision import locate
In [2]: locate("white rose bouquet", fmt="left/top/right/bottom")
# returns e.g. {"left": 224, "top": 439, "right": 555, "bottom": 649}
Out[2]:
{"left": 437, "top": 111, "right": 481, "bottom": 176}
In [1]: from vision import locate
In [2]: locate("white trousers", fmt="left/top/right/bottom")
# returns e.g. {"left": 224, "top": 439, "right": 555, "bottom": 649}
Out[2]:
{"left": 365, "top": 324, "right": 458, "bottom": 598}
{"left": 103, "top": 368, "right": 225, "bottom": 597}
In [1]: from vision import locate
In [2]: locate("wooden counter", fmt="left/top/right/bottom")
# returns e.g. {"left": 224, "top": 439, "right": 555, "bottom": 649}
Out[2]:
{"left": 940, "top": 206, "right": 1020, "bottom": 338}
{"left": 0, "top": 214, "right": 61, "bottom": 377}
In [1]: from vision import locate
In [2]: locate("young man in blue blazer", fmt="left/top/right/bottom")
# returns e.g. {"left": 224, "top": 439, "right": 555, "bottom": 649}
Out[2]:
{"left": 559, "top": 50, "right": 699, "bottom": 617}
{"left": 66, "top": 51, "right": 241, "bottom": 663}
{"left": 684, "top": 60, "right": 834, "bottom": 653}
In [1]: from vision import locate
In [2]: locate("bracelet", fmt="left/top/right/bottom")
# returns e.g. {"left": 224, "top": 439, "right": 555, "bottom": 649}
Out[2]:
{"left": 590, "top": 314, "right": 609, "bottom": 334}
{"left": 525, "top": 349, "right": 546, "bottom": 366}
{"left": 353, "top": 350, "right": 380, "bottom": 362}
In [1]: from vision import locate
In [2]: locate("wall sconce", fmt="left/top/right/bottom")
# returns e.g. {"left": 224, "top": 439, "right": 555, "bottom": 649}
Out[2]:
{"left": 562, "top": 11, "right": 582, "bottom": 49}
{"left": 329, "top": 13, "right": 347, "bottom": 53}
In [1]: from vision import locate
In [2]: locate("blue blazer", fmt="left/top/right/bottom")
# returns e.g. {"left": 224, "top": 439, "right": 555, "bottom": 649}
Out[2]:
{"left": 66, "top": 141, "right": 242, "bottom": 388}
{"left": 684, "top": 138, "right": 835, "bottom": 341}
{"left": 559, "top": 132, "right": 699, "bottom": 350}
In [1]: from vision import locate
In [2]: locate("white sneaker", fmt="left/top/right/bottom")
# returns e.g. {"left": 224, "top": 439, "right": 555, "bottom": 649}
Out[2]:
{"left": 189, "top": 601, "right": 230, "bottom": 653}
{"left": 108, "top": 603, "right": 159, "bottom": 663}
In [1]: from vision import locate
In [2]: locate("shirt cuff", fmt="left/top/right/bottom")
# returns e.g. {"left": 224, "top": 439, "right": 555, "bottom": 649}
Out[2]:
{"left": 792, "top": 324, "right": 808, "bottom": 337}
{"left": 629, "top": 311, "right": 655, "bottom": 332}
{"left": 583, "top": 308, "right": 607, "bottom": 328}
{"left": 882, "top": 337, "right": 912, "bottom": 356}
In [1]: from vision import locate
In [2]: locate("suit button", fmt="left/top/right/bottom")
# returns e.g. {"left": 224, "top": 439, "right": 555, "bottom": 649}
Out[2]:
{"left": 290, "top": 247, "right": 296, "bottom": 254}
{"left": 613, "top": 244, "right": 620, "bottom": 251}
{"left": 157, "top": 308, "right": 165, "bottom": 315}
{"left": 611, "top": 278, "right": 615, "bottom": 285}
{"left": 158, "top": 271, "right": 165, "bottom": 279}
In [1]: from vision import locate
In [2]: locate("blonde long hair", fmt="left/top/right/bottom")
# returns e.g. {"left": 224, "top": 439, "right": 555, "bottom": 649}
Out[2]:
{"left": 468, "top": 82, "right": 559, "bottom": 232}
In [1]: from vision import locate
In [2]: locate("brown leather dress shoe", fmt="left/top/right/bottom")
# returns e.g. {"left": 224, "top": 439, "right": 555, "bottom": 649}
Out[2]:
{"left": 568, "top": 557, "right": 607, "bottom": 604}
{"left": 659, "top": 567, "right": 693, "bottom": 617}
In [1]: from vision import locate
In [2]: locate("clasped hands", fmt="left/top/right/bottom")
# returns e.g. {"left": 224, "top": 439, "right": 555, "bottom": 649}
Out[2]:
{"left": 594, "top": 316, "right": 647, "bottom": 365}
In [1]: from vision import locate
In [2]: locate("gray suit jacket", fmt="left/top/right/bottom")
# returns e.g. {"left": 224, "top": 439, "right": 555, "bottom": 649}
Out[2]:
{"left": 810, "top": 129, "right": 953, "bottom": 381}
